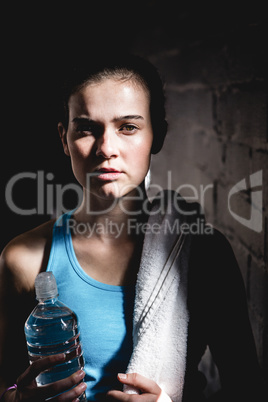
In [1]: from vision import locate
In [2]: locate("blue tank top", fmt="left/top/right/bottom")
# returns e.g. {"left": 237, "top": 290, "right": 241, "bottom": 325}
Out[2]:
{"left": 46, "top": 212, "right": 135, "bottom": 401}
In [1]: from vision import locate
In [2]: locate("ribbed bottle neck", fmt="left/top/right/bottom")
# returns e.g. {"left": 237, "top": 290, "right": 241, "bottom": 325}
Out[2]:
{"left": 37, "top": 296, "right": 59, "bottom": 304}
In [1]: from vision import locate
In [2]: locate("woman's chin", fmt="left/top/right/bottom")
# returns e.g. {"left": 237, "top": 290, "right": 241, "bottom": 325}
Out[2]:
{"left": 89, "top": 181, "right": 136, "bottom": 201}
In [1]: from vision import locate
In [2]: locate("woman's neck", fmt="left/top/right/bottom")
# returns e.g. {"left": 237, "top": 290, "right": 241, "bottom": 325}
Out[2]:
{"left": 73, "top": 187, "right": 149, "bottom": 242}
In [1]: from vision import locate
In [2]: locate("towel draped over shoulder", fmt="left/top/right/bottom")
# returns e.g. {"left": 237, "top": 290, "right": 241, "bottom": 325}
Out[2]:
{"left": 125, "top": 190, "right": 205, "bottom": 402}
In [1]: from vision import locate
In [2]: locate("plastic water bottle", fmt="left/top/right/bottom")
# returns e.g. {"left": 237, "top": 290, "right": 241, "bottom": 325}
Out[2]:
{"left": 24, "top": 272, "right": 86, "bottom": 401}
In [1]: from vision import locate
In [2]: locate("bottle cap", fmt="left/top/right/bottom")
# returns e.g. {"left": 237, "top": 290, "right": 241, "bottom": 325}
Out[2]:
{"left": 35, "top": 272, "right": 58, "bottom": 300}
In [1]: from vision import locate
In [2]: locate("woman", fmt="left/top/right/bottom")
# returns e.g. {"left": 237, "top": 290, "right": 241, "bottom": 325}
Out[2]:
{"left": 0, "top": 53, "right": 264, "bottom": 401}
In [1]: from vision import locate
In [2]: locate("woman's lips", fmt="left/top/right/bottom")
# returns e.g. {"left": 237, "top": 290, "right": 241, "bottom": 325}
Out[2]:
{"left": 95, "top": 168, "right": 122, "bottom": 181}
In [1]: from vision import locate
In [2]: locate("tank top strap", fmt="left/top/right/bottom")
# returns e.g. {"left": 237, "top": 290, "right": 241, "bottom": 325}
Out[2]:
{"left": 46, "top": 210, "right": 75, "bottom": 274}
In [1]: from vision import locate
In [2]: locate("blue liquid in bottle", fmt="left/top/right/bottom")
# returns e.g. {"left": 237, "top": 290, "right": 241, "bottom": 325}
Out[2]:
{"left": 24, "top": 272, "right": 86, "bottom": 401}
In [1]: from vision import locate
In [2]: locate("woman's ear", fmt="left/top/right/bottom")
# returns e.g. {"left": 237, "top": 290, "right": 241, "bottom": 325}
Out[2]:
{"left": 58, "top": 122, "right": 70, "bottom": 156}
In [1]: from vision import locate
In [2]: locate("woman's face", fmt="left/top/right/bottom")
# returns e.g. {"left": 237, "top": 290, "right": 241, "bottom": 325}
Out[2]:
{"left": 59, "top": 78, "right": 153, "bottom": 201}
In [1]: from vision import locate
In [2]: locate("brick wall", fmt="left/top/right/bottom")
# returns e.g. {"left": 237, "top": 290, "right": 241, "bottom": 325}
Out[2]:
{"left": 130, "top": 3, "right": 267, "bottom": 396}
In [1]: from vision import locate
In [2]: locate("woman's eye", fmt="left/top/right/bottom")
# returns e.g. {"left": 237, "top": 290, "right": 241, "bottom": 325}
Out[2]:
{"left": 120, "top": 124, "right": 138, "bottom": 133}
{"left": 76, "top": 125, "right": 102, "bottom": 136}
{"left": 77, "top": 125, "right": 92, "bottom": 133}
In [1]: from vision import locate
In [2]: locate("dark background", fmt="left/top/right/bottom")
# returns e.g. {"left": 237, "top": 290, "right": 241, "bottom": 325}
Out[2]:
{"left": 1, "top": 1, "right": 267, "bottom": 396}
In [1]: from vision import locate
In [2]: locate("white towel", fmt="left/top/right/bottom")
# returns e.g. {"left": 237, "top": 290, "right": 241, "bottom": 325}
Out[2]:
{"left": 125, "top": 191, "right": 193, "bottom": 402}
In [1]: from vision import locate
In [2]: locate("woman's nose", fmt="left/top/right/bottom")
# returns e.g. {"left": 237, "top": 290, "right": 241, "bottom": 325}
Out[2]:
{"left": 95, "top": 129, "right": 119, "bottom": 159}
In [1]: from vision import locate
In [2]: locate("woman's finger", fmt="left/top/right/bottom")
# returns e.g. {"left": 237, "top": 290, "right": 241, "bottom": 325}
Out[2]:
{"left": 48, "top": 378, "right": 87, "bottom": 402}
{"left": 35, "top": 369, "right": 86, "bottom": 400}
{"left": 17, "top": 353, "right": 66, "bottom": 388}
{"left": 106, "top": 390, "right": 161, "bottom": 401}
{"left": 16, "top": 355, "right": 87, "bottom": 401}
{"left": 117, "top": 373, "right": 161, "bottom": 395}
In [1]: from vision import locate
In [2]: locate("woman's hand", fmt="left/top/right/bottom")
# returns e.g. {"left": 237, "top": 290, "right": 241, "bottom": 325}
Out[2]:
{"left": 4, "top": 354, "right": 86, "bottom": 402}
{"left": 106, "top": 373, "right": 172, "bottom": 401}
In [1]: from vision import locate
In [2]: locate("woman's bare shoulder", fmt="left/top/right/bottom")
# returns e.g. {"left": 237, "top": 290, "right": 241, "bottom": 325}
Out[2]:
{"left": 0, "top": 219, "right": 56, "bottom": 292}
